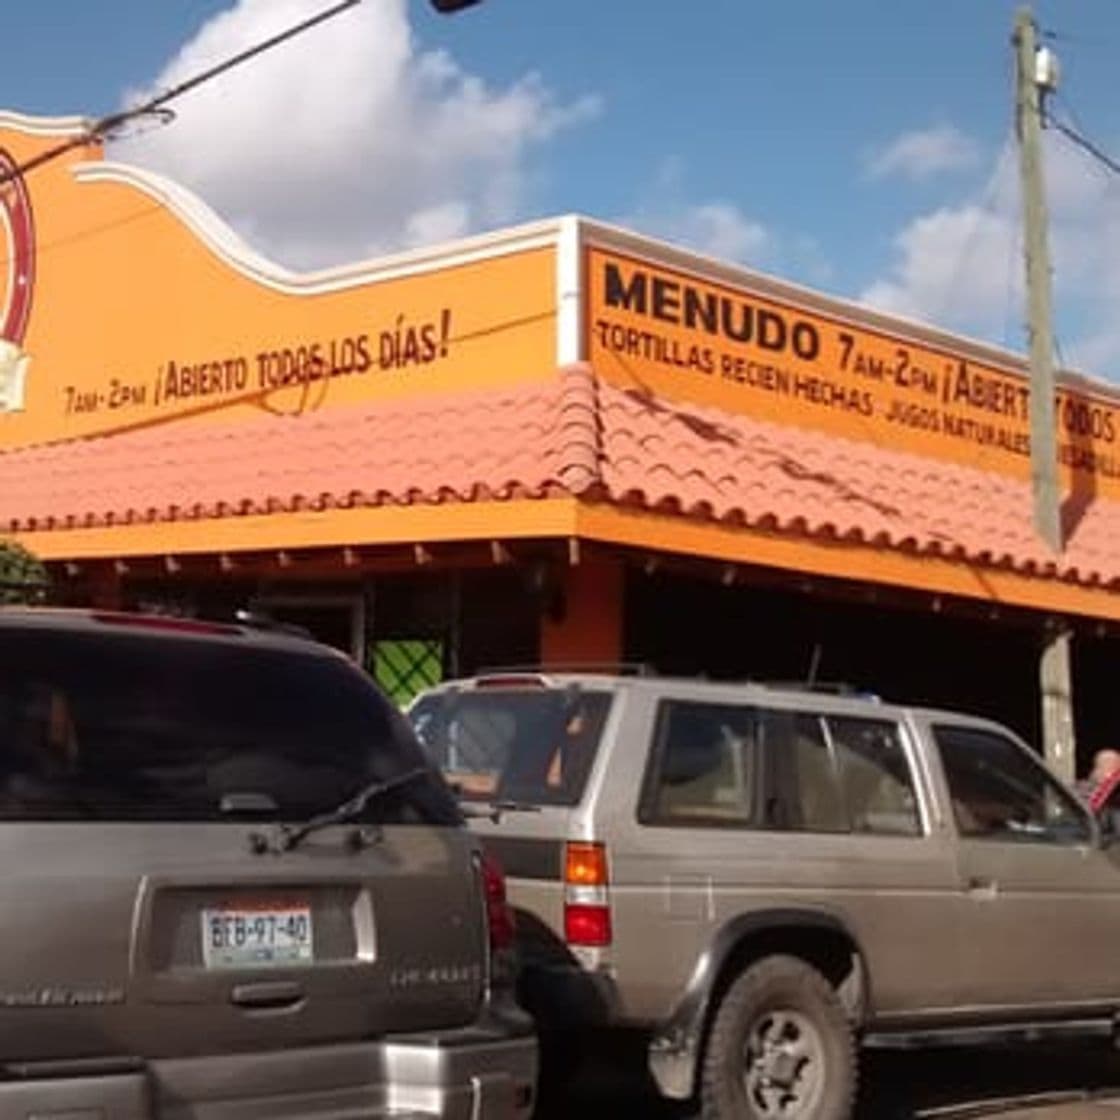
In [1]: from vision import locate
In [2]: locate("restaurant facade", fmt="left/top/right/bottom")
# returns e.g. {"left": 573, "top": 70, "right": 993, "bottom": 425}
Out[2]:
{"left": 2, "top": 111, "right": 1120, "bottom": 779}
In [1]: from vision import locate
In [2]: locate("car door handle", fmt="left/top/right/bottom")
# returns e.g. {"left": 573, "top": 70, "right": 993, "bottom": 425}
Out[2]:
{"left": 231, "top": 981, "right": 305, "bottom": 1010}
{"left": 967, "top": 876, "right": 998, "bottom": 898}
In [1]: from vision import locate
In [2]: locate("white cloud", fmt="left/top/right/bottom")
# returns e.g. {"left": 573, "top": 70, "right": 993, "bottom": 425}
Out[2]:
{"left": 620, "top": 160, "right": 770, "bottom": 266}
{"left": 682, "top": 203, "right": 771, "bottom": 262}
{"left": 112, "top": 0, "right": 599, "bottom": 269}
{"left": 867, "top": 124, "right": 982, "bottom": 181}
{"left": 620, "top": 158, "right": 834, "bottom": 286}
{"left": 859, "top": 134, "right": 1120, "bottom": 380}
{"left": 859, "top": 202, "right": 1019, "bottom": 331}
{"left": 639, "top": 200, "right": 771, "bottom": 264}
{"left": 1072, "top": 326, "right": 1120, "bottom": 376}
{"left": 401, "top": 201, "right": 470, "bottom": 247}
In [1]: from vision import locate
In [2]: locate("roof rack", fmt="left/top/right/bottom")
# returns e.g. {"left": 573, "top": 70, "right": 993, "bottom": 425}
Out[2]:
{"left": 476, "top": 662, "right": 655, "bottom": 678}
{"left": 467, "top": 666, "right": 880, "bottom": 697}
{"left": 759, "top": 680, "right": 880, "bottom": 700}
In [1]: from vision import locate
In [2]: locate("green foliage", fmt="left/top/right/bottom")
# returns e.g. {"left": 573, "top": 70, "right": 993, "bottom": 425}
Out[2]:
{"left": 0, "top": 539, "right": 48, "bottom": 604}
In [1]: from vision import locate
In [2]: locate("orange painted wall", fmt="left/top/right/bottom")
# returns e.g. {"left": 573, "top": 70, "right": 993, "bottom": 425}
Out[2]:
{"left": 0, "top": 117, "right": 557, "bottom": 450}
{"left": 586, "top": 246, "right": 1120, "bottom": 500}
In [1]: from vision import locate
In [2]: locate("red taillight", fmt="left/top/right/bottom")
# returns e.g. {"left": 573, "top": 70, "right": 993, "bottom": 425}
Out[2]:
{"left": 564, "top": 902, "right": 613, "bottom": 947}
{"left": 563, "top": 840, "right": 612, "bottom": 948}
{"left": 480, "top": 850, "right": 516, "bottom": 953}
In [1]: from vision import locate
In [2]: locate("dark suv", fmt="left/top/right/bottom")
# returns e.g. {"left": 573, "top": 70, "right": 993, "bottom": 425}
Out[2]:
{"left": 0, "top": 608, "right": 536, "bottom": 1119}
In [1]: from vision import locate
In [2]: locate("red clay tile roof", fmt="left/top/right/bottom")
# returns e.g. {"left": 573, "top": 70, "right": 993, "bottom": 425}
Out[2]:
{"left": 2, "top": 362, "right": 1119, "bottom": 589}
{"left": 591, "top": 370, "right": 1120, "bottom": 587}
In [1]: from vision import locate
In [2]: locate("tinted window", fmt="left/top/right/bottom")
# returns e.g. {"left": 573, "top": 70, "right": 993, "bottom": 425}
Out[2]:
{"left": 410, "top": 687, "right": 612, "bottom": 807}
{"left": 0, "top": 626, "right": 457, "bottom": 824}
{"left": 935, "top": 724, "right": 1090, "bottom": 844}
{"left": 642, "top": 702, "right": 920, "bottom": 835}
{"left": 827, "top": 716, "right": 921, "bottom": 836}
{"left": 761, "top": 710, "right": 848, "bottom": 832}
{"left": 642, "top": 701, "right": 759, "bottom": 826}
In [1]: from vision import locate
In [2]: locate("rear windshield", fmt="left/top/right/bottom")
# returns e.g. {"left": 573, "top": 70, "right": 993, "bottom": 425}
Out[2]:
{"left": 0, "top": 626, "right": 458, "bottom": 825}
{"left": 408, "top": 687, "right": 612, "bottom": 807}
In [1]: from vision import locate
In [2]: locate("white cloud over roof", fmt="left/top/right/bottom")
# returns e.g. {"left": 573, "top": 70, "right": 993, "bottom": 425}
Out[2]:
{"left": 861, "top": 133, "right": 1120, "bottom": 380}
{"left": 866, "top": 124, "right": 982, "bottom": 182}
{"left": 113, "top": 0, "right": 599, "bottom": 269}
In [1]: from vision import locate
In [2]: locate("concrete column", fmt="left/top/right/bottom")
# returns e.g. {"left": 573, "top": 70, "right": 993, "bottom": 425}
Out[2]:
{"left": 539, "top": 557, "right": 624, "bottom": 668}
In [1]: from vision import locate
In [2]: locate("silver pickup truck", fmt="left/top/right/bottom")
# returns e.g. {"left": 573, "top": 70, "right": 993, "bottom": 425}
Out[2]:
{"left": 411, "top": 670, "right": 1120, "bottom": 1120}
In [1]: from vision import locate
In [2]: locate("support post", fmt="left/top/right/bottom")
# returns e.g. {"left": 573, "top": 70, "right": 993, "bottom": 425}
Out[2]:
{"left": 539, "top": 557, "right": 624, "bottom": 668}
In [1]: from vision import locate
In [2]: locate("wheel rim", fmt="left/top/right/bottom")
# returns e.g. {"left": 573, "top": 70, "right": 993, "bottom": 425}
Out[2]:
{"left": 741, "top": 1008, "right": 825, "bottom": 1118}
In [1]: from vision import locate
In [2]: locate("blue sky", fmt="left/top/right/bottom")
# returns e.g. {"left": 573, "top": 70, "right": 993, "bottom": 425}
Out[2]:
{"left": 2, "top": 1, "right": 1119, "bottom": 377}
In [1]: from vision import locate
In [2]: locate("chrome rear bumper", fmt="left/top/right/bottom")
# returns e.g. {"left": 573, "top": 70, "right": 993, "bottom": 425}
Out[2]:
{"left": 0, "top": 1007, "right": 537, "bottom": 1119}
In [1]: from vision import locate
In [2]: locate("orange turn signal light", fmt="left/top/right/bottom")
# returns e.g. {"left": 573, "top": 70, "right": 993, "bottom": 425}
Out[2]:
{"left": 564, "top": 841, "right": 609, "bottom": 887}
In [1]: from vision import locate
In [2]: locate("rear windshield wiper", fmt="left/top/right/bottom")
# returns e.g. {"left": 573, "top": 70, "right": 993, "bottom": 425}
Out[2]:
{"left": 271, "top": 766, "right": 433, "bottom": 853}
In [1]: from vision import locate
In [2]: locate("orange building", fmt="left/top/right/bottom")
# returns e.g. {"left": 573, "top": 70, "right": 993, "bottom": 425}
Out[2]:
{"left": 1, "top": 111, "right": 1118, "bottom": 776}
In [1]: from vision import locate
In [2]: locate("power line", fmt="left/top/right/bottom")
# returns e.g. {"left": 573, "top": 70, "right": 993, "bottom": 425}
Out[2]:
{"left": 1041, "top": 84, "right": 1120, "bottom": 179}
{"left": 1048, "top": 117, "right": 1120, "bottom": 178}
{"left": 1051, "top": 89, "right": 1090, "bottom": 140}
{"left": 1039, "top": 25, "right": 1120, "bottom": 52}
{"left": 0, "top": 0, "right": 363, "bottom": 186}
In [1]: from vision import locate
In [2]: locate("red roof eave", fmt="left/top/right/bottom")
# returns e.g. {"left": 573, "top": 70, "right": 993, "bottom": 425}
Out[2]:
{"left": 2, "top": 364, "right": 1120, "bottom": 598}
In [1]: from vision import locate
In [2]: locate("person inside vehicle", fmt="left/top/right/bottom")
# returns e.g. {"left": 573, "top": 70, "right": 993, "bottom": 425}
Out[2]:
{"left": 545, "top": 706, "right": 588, "bottom": 792}
{"left": 540, "top": 695, "right": 606, "bottom": 801}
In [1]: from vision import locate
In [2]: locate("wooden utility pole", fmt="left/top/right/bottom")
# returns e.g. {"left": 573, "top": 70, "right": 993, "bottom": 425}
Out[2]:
{"left": 1014, "top": 6, "right": 1075, "bottom": 782}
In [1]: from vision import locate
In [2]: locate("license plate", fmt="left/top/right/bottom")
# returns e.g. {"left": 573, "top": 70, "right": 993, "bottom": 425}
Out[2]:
{"left": 201, "top": 902, "right": 313, "bottom": 968}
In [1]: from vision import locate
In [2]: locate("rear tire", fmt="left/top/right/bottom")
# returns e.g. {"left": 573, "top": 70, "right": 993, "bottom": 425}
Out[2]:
{"left": 700, "top": 955, "right": 856, "bottom": 1120}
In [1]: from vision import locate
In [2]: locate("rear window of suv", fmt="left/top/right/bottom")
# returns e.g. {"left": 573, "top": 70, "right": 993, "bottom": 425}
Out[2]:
{"left": 0, "top": 626, "right": 458, "bottom": 825}
{"left": 409, "top": 686, "right": 612, "bottom": 806}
